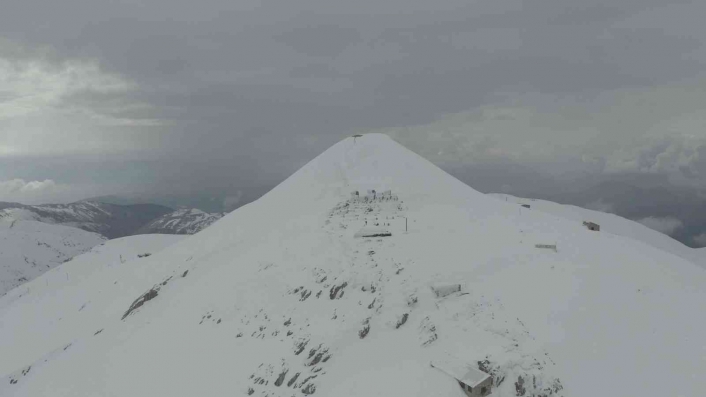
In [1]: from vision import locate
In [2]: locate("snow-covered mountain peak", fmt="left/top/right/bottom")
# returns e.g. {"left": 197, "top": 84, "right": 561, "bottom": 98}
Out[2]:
{"left": 2, "top": 135, "right": 706, "bottom": 397}
{"left": 262, "top": 134, "right": 483, "bottom": 209}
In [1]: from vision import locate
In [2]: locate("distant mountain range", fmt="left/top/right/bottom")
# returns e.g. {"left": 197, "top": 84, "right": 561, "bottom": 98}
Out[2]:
{"left": 136, "top": 208, "right": 225, "bottom": 235}
{"left": 0, "top": 201, "right": 224, "bottom": 239}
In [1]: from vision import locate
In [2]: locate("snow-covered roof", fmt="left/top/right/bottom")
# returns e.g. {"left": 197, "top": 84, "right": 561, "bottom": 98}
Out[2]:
{"left": 354, "top": 227, "right": 391, "bottom": 238}
{"left": 431, "top": 357, "right": 490, "bottom": 388}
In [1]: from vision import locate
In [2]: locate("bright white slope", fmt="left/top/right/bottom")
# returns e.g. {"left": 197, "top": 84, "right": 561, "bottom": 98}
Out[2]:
{"left": 489, "top": 194, "right": 706, "bottom": 268}
{"left": 2, "top": 134, "right": 706, "bottom": 397}
{"left": 0, "top": 233, "right": 186, "bottom": 383}
{"left": 0, "top": 218, "right": 106, "bottom": 296}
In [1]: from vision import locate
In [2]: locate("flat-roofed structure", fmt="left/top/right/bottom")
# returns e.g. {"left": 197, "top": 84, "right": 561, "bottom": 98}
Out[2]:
{"left": 431, "top": 357, "right": 493, "bottom": 397}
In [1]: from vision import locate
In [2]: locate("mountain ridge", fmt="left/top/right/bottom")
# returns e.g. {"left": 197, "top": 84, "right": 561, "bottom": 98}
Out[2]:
{"left": 0, "top": 201, "right": 223, "bottom": 239}
{"left": 135, "top": 208, "right": 225, "bottom": 235}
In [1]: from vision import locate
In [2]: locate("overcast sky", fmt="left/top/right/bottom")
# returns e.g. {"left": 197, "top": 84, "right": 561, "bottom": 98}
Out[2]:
{"left": 2, "top": 0, "right": 706, "bottom": 219}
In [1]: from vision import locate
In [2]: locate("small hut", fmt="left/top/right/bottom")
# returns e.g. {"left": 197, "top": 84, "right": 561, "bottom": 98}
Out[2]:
{"left": 431, "top": 284, "right": 462, "bottom": 298}
{"left": 521, "top": 204, "right": 531, "bottom": 209}
{"left": 535, "top": 244, "right": 558, "bottom": 252}
{"left": 583, "top": 221, "right": 600, "bottom": 231}
{"left": 431, "top": 356, "right": 493, "bottom": 397}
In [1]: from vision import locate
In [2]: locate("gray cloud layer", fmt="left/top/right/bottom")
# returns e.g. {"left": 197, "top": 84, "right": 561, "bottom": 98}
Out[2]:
{"left": 2, "top": 0, "right": 706, "bottom": 210}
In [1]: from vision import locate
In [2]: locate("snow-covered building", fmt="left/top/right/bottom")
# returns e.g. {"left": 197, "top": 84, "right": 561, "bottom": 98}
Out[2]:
{"left": 431, "top": 358, "right": 493, "bottom": 397}
{"left": 431, "top": 284, "right": 462, "bottom": 298}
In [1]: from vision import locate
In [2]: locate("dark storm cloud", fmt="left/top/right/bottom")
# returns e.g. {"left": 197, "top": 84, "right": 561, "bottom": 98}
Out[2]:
{"left": 2, "top": 0, "right": 706, "bottom": 215}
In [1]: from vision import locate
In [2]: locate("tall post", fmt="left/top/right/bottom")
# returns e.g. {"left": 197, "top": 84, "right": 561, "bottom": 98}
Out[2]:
{"left": 405, "top": 217, "right": 408, "bottom": 233}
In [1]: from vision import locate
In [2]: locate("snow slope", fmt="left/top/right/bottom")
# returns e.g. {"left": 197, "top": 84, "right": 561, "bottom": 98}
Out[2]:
{"left": 136, "top": 208, "right": 225, "bottom": 235}
{"left": 489, "top": 194, "right": 706, "bottom": 268}
{"left": 2, "top": 134, "right": 706, "bottom": 397}
{"left": 0, "top": 234, "right": 185, "bottom": 379}
{"left": 0, "top": 218, "right": 106, "bottom": 296}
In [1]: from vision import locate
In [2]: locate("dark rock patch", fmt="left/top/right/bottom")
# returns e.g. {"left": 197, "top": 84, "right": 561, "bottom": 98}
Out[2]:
{"left": 121, "top": 288, "right": 159, "bottom": 320}
{"left": 274, "top": 369, "right": 288, "bottom": 386}
{"left": 515, "top": 376, "right": 526, "bottom": 396}
{"left": 300, "top": 289, "right": 312, "bottom": 301}
{"left": 298, "top": 375, "right": 317, "bottom": 389}
{"left": 294, "top": 339, "right": 309, "bottom": 355}
{"left": 395, "top": 313, "right": 409, "bottom": 329}
{"left": 359, "top": 317, "right": 371, "bottom": 339}
{"left": 308, "top": 347, "right": 330, "bottom": 366}
{"left": 287, "top": 372, "right": 301, "bottom": 387}
{"left": 329, "top": 282, "right": 348, "bottom": 299}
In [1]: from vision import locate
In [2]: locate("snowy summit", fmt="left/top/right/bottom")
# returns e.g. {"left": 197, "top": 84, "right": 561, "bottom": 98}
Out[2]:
{"left": 2, "top": 134, "right": 706, "bottom": 397}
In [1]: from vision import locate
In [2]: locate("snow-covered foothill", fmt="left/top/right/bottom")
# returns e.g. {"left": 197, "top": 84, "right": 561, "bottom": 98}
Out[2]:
{"left": 490, "top": 193, "right": 706, "bottom": 268}
{"left": 0, "top": 218, "right": 106, "bottom": 296}
{"left": 0, "top": 233, "right": 186, "bottom": 382}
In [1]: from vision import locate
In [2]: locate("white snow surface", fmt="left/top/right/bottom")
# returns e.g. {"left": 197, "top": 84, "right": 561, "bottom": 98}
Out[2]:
{"left": 2, "top": 134, "right": 706, "bottom": 397}
{"left": 0, "top": 218, "right": 106, "bottom": 296}
{"left": 490, "top": 193, "right": 706, "bottom": 268}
